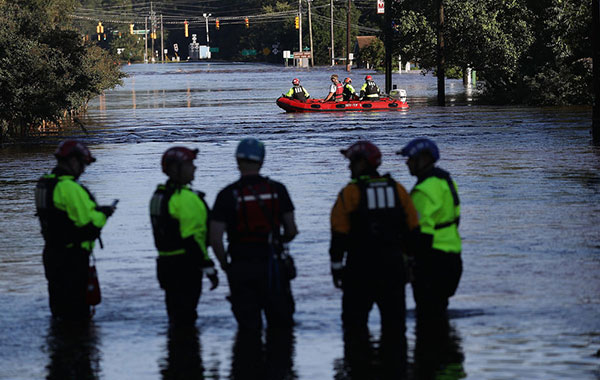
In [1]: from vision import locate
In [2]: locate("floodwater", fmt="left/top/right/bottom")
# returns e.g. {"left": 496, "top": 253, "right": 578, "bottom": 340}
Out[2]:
{"left": 1, "top": 62, "right": 599, "bottom": 379}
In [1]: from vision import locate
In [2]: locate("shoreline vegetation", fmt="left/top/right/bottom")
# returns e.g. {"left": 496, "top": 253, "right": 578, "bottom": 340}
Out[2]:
{"left": 0, "top": 0, "right": 592, "bottom": 141}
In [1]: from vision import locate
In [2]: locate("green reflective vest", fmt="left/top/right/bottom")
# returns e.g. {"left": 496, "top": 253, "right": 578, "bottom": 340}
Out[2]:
{"left": 411, "top": 168, "right": 461, "bottom": 254}
{"left": 35, "top": 173, "right": 107, "bottom": 251}
{"left": 150, "top": 183, "right": 209, "bottom": 260}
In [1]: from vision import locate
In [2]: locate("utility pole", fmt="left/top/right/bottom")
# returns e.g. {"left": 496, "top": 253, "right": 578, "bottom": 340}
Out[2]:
{"left": 160, "top": 14, "right": 164, "bottom": 63}
{"left": 346, "top": 0, "right": 351, "bottom": 72}
{"left": 308, "top": 0, "right": 314, "bottom": 67}
{"left": 593, "top": 0, "right": 600, "bottom": 143}
{"left": 330, "top": 0, "right": 335, "bottom": 66}
{"left": 437, "top": 0, "right": 445, "bottom": 106}
{"left": 144, "top": 16, "right": 148, "bottom": 63}
{"left": 150, "top": 2, "right": 155, "bottom": 63}
{"left": 384, "top": 0, "right": 392, "bottom": 94}
{"left": 298, "top": 0, "right": 303, "bottom": 55}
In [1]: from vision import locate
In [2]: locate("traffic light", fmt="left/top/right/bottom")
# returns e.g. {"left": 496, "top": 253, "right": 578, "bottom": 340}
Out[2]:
{"left": 184, "top": 20, "right": 188, "bottom": 37}
{"left": 130, "top": 24, "right": 134, "bottom": 34}
{"left": 215, "top": 19, "right": 220, "bottom": 30}
{"left": 295, "top": 16, "right": 299, "bottom": 29}
{"left": 245, "top": 17, "right": 249, "bottom": 28}
{"left": 96, "top": 22, "right": 103, "bottom": 34}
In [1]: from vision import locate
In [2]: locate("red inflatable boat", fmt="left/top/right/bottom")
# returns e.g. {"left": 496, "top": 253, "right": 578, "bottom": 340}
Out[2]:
{"left": 276, "top": 96, "right": 409, "bottom": 113}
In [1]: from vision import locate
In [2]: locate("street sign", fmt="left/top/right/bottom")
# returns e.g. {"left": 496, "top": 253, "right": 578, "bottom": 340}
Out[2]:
{"left": 293, "top": 51, "right": 311, "bottom": 59}
{"left": 377, "top": 0, "right": 385, "bottom": 14}
{"left": 133, "top": 30, "right": 149, "bottom": 34}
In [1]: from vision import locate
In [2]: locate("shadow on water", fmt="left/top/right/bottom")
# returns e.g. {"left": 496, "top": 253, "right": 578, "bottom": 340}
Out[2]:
{"left": 45, "top": 320, "right": 101, "bottom": 380}
{"left": 160, "top": 326, "right": 205, "bottom": 380}
{"left": 230, "top": 328, "right": 297, "bottom": 380}
{"left": 333, "top": 315, "right": 467, "bottom": 380}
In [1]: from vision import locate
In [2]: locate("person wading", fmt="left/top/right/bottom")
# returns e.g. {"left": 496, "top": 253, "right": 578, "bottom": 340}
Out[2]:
{"left": 35, "top": 140, "right": 117, "bottom": 321}
{"left": 329, "top": 141, "right": 419, "bottom": 349}
{"left": 397, "top": 138, "right": 462, "bottom": 321}
{"left": 210, "top": 138, "right": 298, "bottom": 331}
{"left": 150, "top": 147, "right": 219, "bottom": 326}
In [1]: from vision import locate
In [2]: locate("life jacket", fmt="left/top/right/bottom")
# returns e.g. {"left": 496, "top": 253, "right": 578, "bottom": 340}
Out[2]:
{"left": 232, "top": 179, "right": 281, "bottom": 245}
{"left": 343, "top": 84, "right": 355, "bottom": 100}
{"left": 414, "top": 168, "right": 461, "bottom": 253}
{"left": 292, "top": 85, "right": 307, "bottom": 101}
{"left": 35, "top": 173, "right": 99, "bottom": 249}
{"left": 334, "top": 82, "right": 344, "bottom": 100}
{"left": 150, "top": 183, "right": 209, "bottom": 254}
{"left": 365, "top": 80, "right": 379, "bottom": 97}
{"left": 348, "top": 175, "right": 408, "bottom": 258}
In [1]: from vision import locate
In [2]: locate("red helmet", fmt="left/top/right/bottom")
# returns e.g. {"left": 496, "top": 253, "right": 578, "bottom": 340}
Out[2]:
{"left": 340, "top": 141, "right": 381, "bottom": 168}
{"left": 344, "top": 77, "right": 352, "bottom": 84}
{"left": 54, "top": 140, "right": 96, "bottom": 164}
{"left": 161, "top": 147, "right": 198, "bottom": 173}
{"left": 292, "top": 78, "right": 300, "bottom": 85}
{"left": 365, "top": 75, "right": 373, "bottom": 81}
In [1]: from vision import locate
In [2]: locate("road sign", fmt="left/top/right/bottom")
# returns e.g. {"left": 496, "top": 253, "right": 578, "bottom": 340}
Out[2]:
{"left": 293, "top": 51, "right": 311, "bottom": 59}
{"left": 133, "top": 30, "right": 149, "bottom": 34}
{"left": 377, "top": 0, "right": 385, "bottom": 14}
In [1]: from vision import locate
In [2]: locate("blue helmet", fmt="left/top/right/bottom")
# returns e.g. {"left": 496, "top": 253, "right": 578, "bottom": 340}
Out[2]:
{"left": 236, "top": 138, "right": 265, "bottom": 163}
{"left": 397, "top": 138, "right": 440, "bottom": 162}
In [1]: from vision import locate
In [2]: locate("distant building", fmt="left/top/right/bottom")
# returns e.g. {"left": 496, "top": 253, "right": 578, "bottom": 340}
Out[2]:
{"left": 354, "top": 36, "right": 379, "bottom": 69}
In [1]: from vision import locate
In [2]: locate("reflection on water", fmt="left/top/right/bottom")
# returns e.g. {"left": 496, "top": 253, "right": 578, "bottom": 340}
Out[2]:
{"left": 45, "top": 321, "right": 101, "bottom": 380}
{"left": 230, "top": 328, "right": 296, "bottom": 380}
{"left": 414, "top": 317, "right": 465, "bottom": 380}
{"left": 160, "top": 326, "right": 204, "bottom": 380}
{"left": 334, "top": 330, "right": 408, "bottom": 380}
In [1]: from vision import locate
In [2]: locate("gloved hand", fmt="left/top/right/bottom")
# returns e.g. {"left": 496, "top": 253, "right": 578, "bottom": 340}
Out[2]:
{"left": 331, "top": 261, "right": 343, "bottom": 289}
{"left": 97, "top": 205, "right": 116, "bottom": 217}
{"left": 204, "top": 266, "right": 219, "bottom": 290}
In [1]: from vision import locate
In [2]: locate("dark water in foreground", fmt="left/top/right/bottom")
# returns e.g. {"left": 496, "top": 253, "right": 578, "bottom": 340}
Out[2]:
{"left": 1, "top": 62, "right": 599, "bottom": 379}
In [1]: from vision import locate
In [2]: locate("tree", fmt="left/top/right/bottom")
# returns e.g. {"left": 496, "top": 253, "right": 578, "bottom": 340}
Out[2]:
{"left": 390, "top": 0, "right": 591, "bottom": 105}
{"left": 0, "top": 0, "right": 125, "bottom": 140}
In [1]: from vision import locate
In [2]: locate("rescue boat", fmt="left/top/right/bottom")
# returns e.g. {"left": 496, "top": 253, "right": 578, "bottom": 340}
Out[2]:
{"left": 276, "top": 96, "right": 409, "bottom": 113}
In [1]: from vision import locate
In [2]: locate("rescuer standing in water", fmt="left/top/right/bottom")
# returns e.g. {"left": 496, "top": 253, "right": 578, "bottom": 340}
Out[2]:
{"left": 150, "top": 147, "right": 219, "bottom": 326}
{"left": 35, "top": 140, "right": 117, "bottom": 321}
{"left": 398, "top": 138, "right": 462, "bottom": 320}
{"left": 329, "top": 141, "right": 419, "bottom": 346}
{"left": 210, "top": 138, "right": 298, "bottom": 331}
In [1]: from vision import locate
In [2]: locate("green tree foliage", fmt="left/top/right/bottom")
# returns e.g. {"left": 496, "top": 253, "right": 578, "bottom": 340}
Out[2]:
{"left": 391, "top": 0, "right": 591, "bottom": 105}
{"left": 0, "top": 0, "right": 124, "bottom": 140}
{"left": 359, "top": 37, "right": 385, "bottom": 68}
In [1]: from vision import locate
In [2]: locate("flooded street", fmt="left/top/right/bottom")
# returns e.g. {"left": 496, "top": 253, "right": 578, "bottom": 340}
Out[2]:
{"left": 1, "top": 62, "right": 599, "bottom": 379}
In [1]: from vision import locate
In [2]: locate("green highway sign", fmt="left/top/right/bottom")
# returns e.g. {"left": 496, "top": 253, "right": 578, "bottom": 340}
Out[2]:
{"left": 133, "top": 30, "right": 149, "bottom": 34}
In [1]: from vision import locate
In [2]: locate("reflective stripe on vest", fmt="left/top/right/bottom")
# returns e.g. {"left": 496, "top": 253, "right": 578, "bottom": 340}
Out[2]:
{"left": 365, "top": 182, "right": 396, "bottom": 209}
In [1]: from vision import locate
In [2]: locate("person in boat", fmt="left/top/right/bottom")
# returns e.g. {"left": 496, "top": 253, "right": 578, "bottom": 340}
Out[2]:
{"left": 329, "top": 141, "right": 419, "bottom": 350}
{"left": 149, "top": 146, "right": 219, "bottom": 326}
{"left": 342, "top": 77, "right": 358, "bottom": 101}
{"left": 283, "top": 78, "right": 310, "bottom": 102}
{"left": 323, "top": 74, "right": 344, "bottom": 102}
{"left": 397, "top": 138, "right": 462, "bottom": 321}
{"left": 359, "top": 75, "right": 381, "bottom": 101}
{"left": 35, "top": 140, "right": 117, "bottom": 321}
{"left": 210, "top": 138, "right": 298, "bottom": 331}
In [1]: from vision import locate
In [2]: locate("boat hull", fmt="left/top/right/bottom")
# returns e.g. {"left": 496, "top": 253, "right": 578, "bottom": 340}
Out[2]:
{"left": 276, "top": 96, "right": 409, "bottom": 112}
